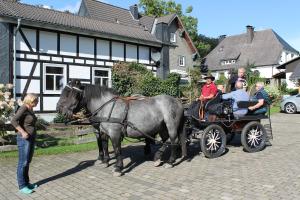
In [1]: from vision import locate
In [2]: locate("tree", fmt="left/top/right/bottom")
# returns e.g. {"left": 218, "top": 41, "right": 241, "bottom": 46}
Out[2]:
{"left": 139, "top": 0, "right": 198, "bottom": 41}
{"left": 195, "top": 34, "right": 219, "bottom": 58}
{"left": 139, "top": 0, "right": 217, "bottom": 58}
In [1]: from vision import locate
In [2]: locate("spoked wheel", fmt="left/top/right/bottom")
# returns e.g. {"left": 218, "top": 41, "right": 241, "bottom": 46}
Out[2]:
{"left": 284, "top": 102, "right": 297, "bottom": 114}
{"left": 201, "top": 124, "right": 226, "bottom": 158}
{"left": 241, "top": 121, "right": 266, "bottom": 152}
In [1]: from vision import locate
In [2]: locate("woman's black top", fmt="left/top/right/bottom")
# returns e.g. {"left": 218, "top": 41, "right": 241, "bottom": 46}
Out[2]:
{"left": 11, "top": 105, "right": 37, "bottom": 135}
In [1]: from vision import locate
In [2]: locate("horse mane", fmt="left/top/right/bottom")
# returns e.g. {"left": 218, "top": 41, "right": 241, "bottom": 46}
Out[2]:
{"left": 83, "top": 84, "right": 118, "bottom": 99}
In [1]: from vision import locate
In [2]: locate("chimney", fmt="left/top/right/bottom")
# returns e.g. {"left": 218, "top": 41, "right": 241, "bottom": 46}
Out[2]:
{"left": 246, "top": 25, "right": 254, "bottom": 43}
{"left": 130, "top": 4, "right": 139, "bottom": 20}
{"left": 218, "top": 35, "right": 226, "bottom": 43}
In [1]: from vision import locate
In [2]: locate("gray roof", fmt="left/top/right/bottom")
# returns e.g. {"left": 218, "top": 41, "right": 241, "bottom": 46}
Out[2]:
{"left": 205, "top": 29, "right": 299, "bottom": 71}
{"left": 82, "top": 0, "right": 139, "bottom": 27}
{"left": 0, "top": 0, "right": 160, "bottom": 46}
{"left": 156, "top": 14, "right": 176, "bottom": 24}
{"left": 82, "top": 0, "right": 155, "bottom": 32}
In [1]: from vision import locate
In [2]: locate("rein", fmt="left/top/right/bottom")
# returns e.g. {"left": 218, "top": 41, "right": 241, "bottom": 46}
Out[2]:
{"left": 65, "top": 93, "right": 169, "bottom": 146}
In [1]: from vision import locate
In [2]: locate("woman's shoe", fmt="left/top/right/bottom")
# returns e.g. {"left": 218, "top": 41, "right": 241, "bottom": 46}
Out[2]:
{"left": 27, "top": 183, "right": 38, "bottom": 189}
{"left": 20, "top": 187, "right": 33, "bottom": 194}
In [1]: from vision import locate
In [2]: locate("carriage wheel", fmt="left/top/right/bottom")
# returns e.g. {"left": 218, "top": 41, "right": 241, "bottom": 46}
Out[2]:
{"left": 201, "top": 124, "right": 226, "bottom": 158}
{"left": 241, "top": 121, "right": 266, "bottom": 153}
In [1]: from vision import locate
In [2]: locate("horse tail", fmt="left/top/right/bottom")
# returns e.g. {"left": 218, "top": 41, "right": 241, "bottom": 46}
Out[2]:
{"left": 178, "top": 112, "right": 187, "bottom": 158}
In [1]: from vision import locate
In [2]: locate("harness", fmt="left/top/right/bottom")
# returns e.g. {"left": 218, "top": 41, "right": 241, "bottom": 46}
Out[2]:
{"left": 65, "top": 85, "right": 164, "bottom": 144}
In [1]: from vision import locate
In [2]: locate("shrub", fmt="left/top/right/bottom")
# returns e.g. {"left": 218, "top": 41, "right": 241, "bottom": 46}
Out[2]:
{"left": 264, "top": 85, "right": 281, "bottom": 103}
{"left": 112, "top": 62, "right": 181, "bottom": 97}
{"left": 215, "top": 73, "right": 228, "bottom": 85}
{"left": 53, "top": 113, "right": 68, "bottom": 123}
{"left": 0, "top": 83, "right": 15, "bottom": 123}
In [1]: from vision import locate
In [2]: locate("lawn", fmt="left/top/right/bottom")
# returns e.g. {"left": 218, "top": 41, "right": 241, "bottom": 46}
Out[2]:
{"left": 0, "top": 137, "right": 140, "bottom": 159}
{"left": 270, "top": 105, "right": 281, "bottom": 114}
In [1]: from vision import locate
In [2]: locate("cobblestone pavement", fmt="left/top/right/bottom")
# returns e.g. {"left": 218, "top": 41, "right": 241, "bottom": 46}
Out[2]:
{"left": 1, "top": 113, "right": 300, "bottom": 200}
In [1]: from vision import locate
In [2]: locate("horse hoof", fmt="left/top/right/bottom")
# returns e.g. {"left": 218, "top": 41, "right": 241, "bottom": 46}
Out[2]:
{"left": 113, "top": 171, "right": 122, "bottom": 177}
{"left": 102, "top": 162, "right": 109, "bottom": 168}
{"left": 153, "top": 159, "right": 162, "bottom": 167}
{"left": 95, "top": 160, "right": 104, "bottom": 165}
{"left": 164, "top": 163, "right": 173, "bottom": 169}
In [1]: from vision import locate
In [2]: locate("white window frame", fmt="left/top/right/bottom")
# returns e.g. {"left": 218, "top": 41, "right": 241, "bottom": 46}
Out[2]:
{"left": 92, "top": 67, "right": 112, "bottom": 87}
{"left": 43, "top": 63, "right": 66, "bottom": 94}
{"left": 170, "top": 32, "right": 176, "bottom": 43}
{"left": 179, "top": 56, "right": 185, "bottom": 67}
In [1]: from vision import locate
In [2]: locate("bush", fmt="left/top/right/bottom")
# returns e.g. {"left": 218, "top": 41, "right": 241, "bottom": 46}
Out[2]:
{"left": 215, "top": 73, "right": 228, "bottom": 85}
{"left": 112, "top": 62, "right": 181, "bottom": 97}
{"left": 53, "top": 113, "right": 68, "bottom": 123}
{"left": 0, "top": 83, "right": 15, "bottom": 123}
{"left": 264, "top": 85, "right": 281, "bottom": 103}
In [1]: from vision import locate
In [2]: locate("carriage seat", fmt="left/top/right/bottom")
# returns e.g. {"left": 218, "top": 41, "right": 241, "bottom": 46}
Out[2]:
{"left": 204, "top": 90, "right": 222, "bottom": 111}
{"left": 237, "top": 101, "right": 268, "bottom": 117}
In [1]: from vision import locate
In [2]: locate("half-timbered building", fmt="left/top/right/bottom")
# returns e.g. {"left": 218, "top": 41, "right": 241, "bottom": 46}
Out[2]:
{"left": 0, "top": 0, "right": 199, "bottom": 118}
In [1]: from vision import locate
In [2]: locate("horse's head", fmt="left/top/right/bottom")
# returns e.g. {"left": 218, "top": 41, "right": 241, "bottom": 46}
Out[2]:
{"left": 56, "top": 80, "right": 84, "bottom": 119}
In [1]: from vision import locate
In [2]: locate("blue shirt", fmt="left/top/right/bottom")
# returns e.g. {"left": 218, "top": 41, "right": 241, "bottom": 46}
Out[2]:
{"left": 222, "top": 89, "right": 250, "bottom": 117}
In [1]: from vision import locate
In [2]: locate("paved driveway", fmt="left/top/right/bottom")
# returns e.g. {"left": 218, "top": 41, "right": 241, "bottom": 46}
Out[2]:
{"left": 0, "top": 113, "right": 300, "bottom": 200}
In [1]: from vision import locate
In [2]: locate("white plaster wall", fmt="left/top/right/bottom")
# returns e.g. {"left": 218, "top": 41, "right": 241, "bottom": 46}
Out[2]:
{"left": 286, "top": 72, "right": 298, "bottom": 88}
{"left": 126, "top": 44, "right": 137, "bottom": 62}
{"left": 112, "top": 42, "right": 124, "bottom": 61}
{"left": 60, "top": 34, "right": 76, "bottom": 56}
{"left": 16, "top": 28, "right": 36, "bottom": 52}
{"left": 97, "top": 40, "right": 110, "bottom": 60}
{"left": 139, "top": 46, "right": 149, "bottom": 64}
{"left": 16, "top": 61, "right": 40, "bottom": 76}
{"left": 40, "top": 31, "right": 57, "bottom": 54}
{"left": 79, "top": 37, "right": 94, "bottom": 58}
{"left": 69, "top": 65, "right": 90, "bottom": 79}
{"left": 15, "top": 79, "right": 40, "bottom": 93}
{"left": 43, "top": 97, "right": 60, "bottom": 111}
{"left": 252, "top": 66, "right": 281, "bottom": 79}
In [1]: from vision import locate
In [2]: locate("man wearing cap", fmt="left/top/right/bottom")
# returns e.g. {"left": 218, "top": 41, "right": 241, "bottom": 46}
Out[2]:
{"left": 198, "top": 74, "right": 218, "bottom": 120}
{"left": 199, "top": 74, "right": 218, "bottom": 102}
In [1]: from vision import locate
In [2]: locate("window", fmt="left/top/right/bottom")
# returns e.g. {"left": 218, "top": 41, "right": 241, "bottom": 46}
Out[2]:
{"left": 179, "top": 56, "right": 185, "bottom": 67}
{"left": 221, "top": 59, "right": 237, "bottom": 65}
{"left": 93, "top": 68, "right": 111, "bottom": 87}
{"left": 44, "top": 64, "right": 65, "bottom": 93}
{"left": 170, "top": 33, "right": 176, "bottom": 43}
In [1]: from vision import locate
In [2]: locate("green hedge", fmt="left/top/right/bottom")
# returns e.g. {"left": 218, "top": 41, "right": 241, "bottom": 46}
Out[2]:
{"left": 112, "top": 62, "right": 181, "bottom": 97}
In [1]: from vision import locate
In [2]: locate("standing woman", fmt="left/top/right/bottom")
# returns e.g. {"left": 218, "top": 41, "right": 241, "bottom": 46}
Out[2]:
{"left": 11, "top": 94, "right": 39, "bottom": 194}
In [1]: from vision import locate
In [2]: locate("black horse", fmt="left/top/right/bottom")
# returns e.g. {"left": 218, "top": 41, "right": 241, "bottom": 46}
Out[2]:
{"left": 56, "top": 80, "right": 187, "bottom": 176}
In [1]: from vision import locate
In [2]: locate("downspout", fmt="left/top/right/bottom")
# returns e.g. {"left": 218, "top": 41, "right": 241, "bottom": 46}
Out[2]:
{"left": 13, "top": 18, "right": 21, "bottom": 100}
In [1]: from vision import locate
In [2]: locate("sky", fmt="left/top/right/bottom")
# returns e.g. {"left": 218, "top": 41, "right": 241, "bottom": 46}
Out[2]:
{"left": 21, "top": 0, "right": 300, "bottom": 51}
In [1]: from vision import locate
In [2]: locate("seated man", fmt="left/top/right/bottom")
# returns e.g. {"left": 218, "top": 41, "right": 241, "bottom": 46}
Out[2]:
{"left": 248, "top": 82, "right": 270, "bottom": 114}
{"left": 222, "top": 81, "right": 250, "bottom": 118}
{"left": 199, "top": 74, "right": 218, "bottom": 120}
{"left": 208, "top": 81, "right": 249, "bottom": 120}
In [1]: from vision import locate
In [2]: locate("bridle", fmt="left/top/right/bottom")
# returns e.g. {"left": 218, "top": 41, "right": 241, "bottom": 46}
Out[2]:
{"left": 58, "top": 84, "right": 85, "bottom": 116}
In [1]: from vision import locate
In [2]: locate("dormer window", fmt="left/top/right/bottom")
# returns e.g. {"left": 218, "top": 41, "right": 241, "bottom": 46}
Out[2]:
{"left": 221, "top": 59, "right": 237, "bottom": 65}
{"left": 170, "top": 33, "right": 176, "bottom": 43}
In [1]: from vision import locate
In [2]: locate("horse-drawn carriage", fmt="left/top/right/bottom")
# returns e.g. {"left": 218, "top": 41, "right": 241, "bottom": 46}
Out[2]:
{"left": 184, "top": 91, "right": 273, "bottom": 158}
{"left": 57, "top": 80, "right": 273, "bottom": 176}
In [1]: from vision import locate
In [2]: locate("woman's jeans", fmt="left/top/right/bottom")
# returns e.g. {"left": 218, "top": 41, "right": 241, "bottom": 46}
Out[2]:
{"left": 16, "top": 134, "right": 35, "bottom": 189}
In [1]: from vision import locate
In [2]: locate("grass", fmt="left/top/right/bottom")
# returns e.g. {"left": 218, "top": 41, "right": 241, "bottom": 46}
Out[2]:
{"left": 0, "top": 137, "right": 141, "bottom": 159}
{"left": 0, "top": 142, "right": 99, "bottom": 159}
{"left": 270, "top": 105, "right": 281, "bottom": 114}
